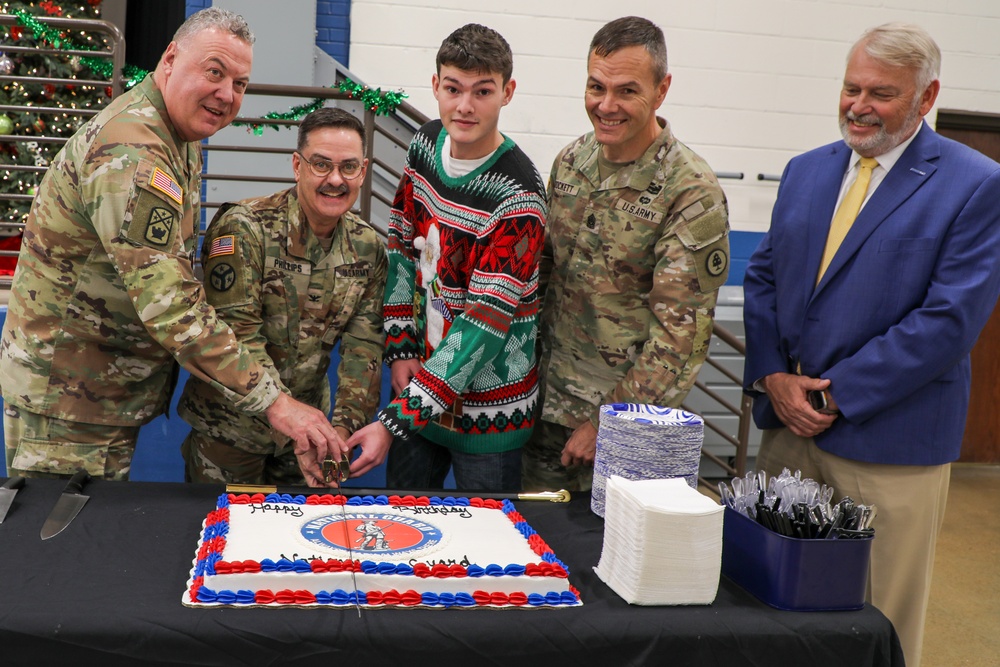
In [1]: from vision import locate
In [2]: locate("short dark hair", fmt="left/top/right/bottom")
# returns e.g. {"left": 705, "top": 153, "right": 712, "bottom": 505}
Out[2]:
{"left": 297, "top": 107, "right": 367, "bottom": 154}
{"left": 590, "top": 16, "right": 668, "bottom": 82}
{"left": 436, "top": 23, "right": 513, "bottom": 84}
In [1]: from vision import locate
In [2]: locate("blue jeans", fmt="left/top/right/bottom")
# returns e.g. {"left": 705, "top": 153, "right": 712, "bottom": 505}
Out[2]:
{"left": 385, "top": 432, "right": 522, "bottom": 491}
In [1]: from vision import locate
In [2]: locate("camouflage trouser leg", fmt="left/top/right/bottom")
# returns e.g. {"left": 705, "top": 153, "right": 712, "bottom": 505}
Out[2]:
{"left": 3, "top": 404, "right": 139, "bottom": 480}
{"left": 521, "top": 419, "right": 593, "bottom": 493}
{"left": 181, "top": 428, "right": 306, "bottom": 486}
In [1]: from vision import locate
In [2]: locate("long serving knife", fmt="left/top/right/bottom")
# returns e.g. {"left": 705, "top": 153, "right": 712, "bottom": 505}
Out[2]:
{"left": 40, "top": 470, "right": 91, "bottom": 540}
{"left": 324, "top": 454, "right": 362, "bottom": 616}
{"left": 0, "top": 476, "right": 26, "bottom": 523}
{"left": 225, "top": 484, "right": 572, "bottom": 504}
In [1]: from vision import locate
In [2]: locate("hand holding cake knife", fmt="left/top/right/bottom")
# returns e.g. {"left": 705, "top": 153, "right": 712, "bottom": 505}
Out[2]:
{"left": 323, "top": 453, "right": 362, "bottom": 615}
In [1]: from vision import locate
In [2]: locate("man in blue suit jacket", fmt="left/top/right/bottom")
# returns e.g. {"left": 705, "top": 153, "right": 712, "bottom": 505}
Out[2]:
{"left": 743, "top": 23, "right": 1000, "bottom": 667}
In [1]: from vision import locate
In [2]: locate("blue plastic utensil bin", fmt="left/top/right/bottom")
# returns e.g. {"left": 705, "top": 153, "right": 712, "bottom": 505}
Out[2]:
{"left": 721, "top": 506, "right": 873, "bottom": 611}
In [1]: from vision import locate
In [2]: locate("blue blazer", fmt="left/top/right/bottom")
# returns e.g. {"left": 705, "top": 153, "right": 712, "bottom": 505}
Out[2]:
{"left": 743, "top": 123, "right": 1000, "bottom": 465}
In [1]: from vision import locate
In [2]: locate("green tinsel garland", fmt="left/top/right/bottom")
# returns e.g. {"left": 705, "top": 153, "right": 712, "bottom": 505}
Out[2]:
{"left": 13, "top": 9, "right": 409, "bottom": 134}
{"left": 338, "top": 78, "right": 408, "bottom": 117}
{"left": 231, "top": 97, "right": 326, "bottom": 136}
{"left": 14, "top": 8, "right": 149, "bottom": 88}
{"left": 232, "top": 81, "right": 408, "bottom": 135}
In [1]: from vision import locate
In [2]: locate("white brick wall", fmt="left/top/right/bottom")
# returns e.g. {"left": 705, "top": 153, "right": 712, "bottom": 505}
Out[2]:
{"left": 349, "top": 0, "right": 1000, "bottom": 232}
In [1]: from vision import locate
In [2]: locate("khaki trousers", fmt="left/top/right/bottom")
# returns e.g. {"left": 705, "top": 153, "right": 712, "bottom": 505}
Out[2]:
{"left": 758, "top": 428, "right": 950, "bottom": 667}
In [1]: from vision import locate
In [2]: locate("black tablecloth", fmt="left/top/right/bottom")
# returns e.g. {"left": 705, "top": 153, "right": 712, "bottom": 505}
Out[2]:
{"left": 0, "top": 478, "right": 903, "bottom": 667}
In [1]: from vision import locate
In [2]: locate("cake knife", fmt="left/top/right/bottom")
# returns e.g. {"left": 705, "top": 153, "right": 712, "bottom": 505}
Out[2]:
{"left": 40, "top": 470, "right": 91, "bottom": 540}
{"left": 322, "top": 453, "right": 362, "bottom": 615}
{"left": 226, "top": 484, "right": 572, "bottom": 503}
{"left": 0, "top": 476, "right": 26, "bottom": 523}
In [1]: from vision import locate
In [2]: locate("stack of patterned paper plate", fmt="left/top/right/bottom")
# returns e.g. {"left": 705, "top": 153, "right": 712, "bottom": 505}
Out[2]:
{"left": 595, "top": 476, "right": 723, "bottom": 605}
{"left": 591, "top": 404, "right": 704, "bottom": 517}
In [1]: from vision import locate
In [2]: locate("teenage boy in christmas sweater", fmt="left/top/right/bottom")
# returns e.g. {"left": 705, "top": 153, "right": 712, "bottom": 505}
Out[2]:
{"left": 346, "top": 23, "right": 547, "bottom": 491}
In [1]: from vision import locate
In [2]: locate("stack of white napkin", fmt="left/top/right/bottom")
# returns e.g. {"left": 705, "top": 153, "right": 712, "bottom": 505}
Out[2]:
{"left": 595, "top": 476, "right": 723, "bottom": 605}
{"left": 592, "top": 404, "right": 705, "bottom": 517}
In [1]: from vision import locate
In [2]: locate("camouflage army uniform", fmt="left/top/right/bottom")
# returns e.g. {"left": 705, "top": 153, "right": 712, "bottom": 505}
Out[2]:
{"left": 0, "top": 75, "right": 281, "bottom": 480}
{"left": 177, "top": 188, "right": 387, "bottom": 485}
{"left": 523, "top": 118, "right": 730, "bottom": 492}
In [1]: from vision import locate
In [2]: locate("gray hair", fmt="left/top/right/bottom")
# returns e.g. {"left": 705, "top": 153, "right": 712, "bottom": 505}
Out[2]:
{"left": 590, "top": 16, "right": 668, "bottom": 82}
{"left": 851, "top": 22, "right": 940, "bottom": 90}
{"left": 173, "top": 7, "right": 255, "bottom": 46}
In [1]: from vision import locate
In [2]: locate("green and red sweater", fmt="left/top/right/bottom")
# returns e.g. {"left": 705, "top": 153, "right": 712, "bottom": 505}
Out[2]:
{"left": 379, "top": 120, "right": 547, "bottom": 453}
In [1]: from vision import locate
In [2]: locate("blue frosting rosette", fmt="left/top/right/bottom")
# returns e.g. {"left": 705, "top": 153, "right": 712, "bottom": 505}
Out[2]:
{"left": 591, "top": 404, "right": 705, "bottom": 517}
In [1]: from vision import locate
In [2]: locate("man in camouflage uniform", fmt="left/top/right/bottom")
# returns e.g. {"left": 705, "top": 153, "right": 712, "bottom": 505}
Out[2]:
{"left": 522, "top": 16, "right": 730, "bottom": 492}
{"left": 0, "top": 9, "right": 341, "bottom": 481}
{"left": 178, "top": 108, "right": 387, "bottom": 485}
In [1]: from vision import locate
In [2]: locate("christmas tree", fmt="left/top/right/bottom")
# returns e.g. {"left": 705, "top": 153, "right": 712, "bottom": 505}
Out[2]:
{"left": 1, "top": 0, "right": 109, "bottom": 270}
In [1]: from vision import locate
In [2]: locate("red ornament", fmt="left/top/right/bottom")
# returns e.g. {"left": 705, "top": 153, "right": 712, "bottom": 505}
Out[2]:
{"left": 44, "top": 84, "right": 56, "bottom": 97}
{"left": 88, "top": 0, "right": 102, "bottom": 5}
{"left": 0, "top": 233, "right": 23, "bottom": 276}
{"left": 40, "top": 0, "right": 64, "bottom": 16}
{"left": 105, "top": 86, "right": 113, "bottom": 97}
{"left": 10, "top": 27, "right": 23, "bottom": 40}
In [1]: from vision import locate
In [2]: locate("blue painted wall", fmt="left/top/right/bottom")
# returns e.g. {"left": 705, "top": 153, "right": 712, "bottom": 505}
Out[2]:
{"left": 316, "top": 0, "right": 352, "bottom": 66}
{"left": 185, "top": 0, "right": 211, "bottom": 14}
{"left": 728, "top": 230, "right": 764, "bottom": 286}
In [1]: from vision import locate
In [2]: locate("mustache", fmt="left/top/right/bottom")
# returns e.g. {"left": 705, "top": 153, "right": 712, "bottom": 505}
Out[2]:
{"left": 317, "top": 184, "right": 349, "bottom": 196}
{"left": 844, "top": 110, "right": 882, "bottom": 126}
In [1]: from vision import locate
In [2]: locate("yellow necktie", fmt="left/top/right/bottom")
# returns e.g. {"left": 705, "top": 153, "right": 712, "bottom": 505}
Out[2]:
{"left": 817, "top": 157, "right": 879, "bottom": 282}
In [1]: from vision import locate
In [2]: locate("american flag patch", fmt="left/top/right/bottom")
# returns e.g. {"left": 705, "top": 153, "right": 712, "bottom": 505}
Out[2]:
{"left": 207, "top": 234, "right": 235, "bottom": 258}
{"left": 149, "top": 167, "right": 183, "bottom": 205}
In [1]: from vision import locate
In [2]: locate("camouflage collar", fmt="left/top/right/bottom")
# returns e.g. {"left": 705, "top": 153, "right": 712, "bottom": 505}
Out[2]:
{"left": 286, "top": 187, "right": 352, "bottom": 267}
{"left": 140, "top": 74, "right": 189, "bottom": 152}
{"left": 581, "top": 117, "right": 675, "bottom": 192}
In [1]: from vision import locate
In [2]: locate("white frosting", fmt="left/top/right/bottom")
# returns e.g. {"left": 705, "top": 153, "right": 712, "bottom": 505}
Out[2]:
{"left": 184, "top": 498, "right": 580, "bottom": 607}
{"left": 221, "top": 502, "right": 537, "bottom": 565}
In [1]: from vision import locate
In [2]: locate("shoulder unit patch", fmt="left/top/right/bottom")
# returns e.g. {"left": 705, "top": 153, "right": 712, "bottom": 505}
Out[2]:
{"left": 145, "top": 207, "right": 175, "bottom": 246}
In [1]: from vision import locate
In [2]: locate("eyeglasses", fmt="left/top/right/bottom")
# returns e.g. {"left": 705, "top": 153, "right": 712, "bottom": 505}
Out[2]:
{"left": 296, "top": 152, "right": 364, "bottom": 180}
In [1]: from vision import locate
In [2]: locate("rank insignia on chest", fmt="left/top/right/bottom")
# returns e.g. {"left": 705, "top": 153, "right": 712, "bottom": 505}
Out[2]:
{"left": 149, "top": 167, "right": 183, "bottom": 206}
{"left": 305, "top": 289, "right": 325, "bottom": 310}
{"left": 145, "top": 207, "right": 174, "bottom": 246}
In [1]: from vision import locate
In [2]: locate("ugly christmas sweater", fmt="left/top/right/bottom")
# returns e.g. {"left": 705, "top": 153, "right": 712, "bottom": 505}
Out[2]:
{"left": 379, "top": 120, "right": 547, "bottom": 453}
